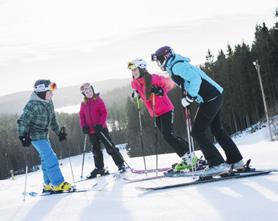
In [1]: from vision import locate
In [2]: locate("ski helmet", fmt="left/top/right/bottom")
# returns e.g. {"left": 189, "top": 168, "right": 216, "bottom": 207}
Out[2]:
{"left": 80, "top": 82, "right": 95, "bottom": 94}
{"left": 151, "top": 46, "right": 174, "bottom": 70}
{"left": 34, "top": 79, "right": 56, "bottom": 92}
{"left": 128, "top": 59, "right": 147, "bottom": 70}
{"left": 34, "top": 79, "right": 56, "bottom": 99}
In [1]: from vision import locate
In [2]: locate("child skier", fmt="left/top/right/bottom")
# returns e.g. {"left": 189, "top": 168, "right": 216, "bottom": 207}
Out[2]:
{"left": 17, "top": 79, "right": 72, "bottom": 192}
{"left": 79, "top": 82, "right": 126, "bottom": 179}
{"left": 128, "top": 58, "right": 201, "bottom": 171}
{"left": 151, "top": 46, "right": 245, "bottom": 177}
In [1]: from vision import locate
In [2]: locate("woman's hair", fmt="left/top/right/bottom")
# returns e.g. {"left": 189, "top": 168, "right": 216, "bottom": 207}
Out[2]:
{"left": 142, "top": 69, "right": 152, "bottom": 100}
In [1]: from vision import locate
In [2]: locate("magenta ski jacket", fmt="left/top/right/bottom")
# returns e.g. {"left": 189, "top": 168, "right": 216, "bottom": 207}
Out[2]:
{"left": 79, "top": 96, "right": 108, "bottom": 134}
{"left": 131, "top": 74, "right": 175, "bottom": 117}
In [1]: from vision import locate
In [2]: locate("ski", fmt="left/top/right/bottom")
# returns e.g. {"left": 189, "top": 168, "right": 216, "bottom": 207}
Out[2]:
{"left": 76, "top": 172, "right": 111, "bottom": 183}
{"left": 123, "top": 175, "right": 165, "bottom": 183}
{"left": 164, "top": 170, "right": 204, "bottom": 177}
{"left": 26, "top": 188, "right": 89, "bottom": 197}
{"left": 137, "top": 170, "right": 273, "bottom": 191}
{"left": 130, "top": 167, "right": 171, "bottom": 174}
{"left": 91, "top": 172, "right": 124, "bottom": 191}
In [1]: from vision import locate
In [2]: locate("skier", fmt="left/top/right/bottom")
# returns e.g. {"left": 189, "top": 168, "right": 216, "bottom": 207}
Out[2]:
{"left": 151, "top": 46, "right": 245, "bottom": 177}
{"left": 79, "top": 82, "right": 126, "bottom": 179}
{"left": 128, "top": 58, "right": 203, "bottom": 172}
{"left": 17, "top": 79, "right": 72, "bottom": 192}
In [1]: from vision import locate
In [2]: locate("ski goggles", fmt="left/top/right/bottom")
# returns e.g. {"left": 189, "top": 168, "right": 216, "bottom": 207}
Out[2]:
{"left": 34, "top": 82, "right": 57, "bottom": 92}
{"left": 80, "top": 83, "right": 92, "bottom": 93}
{"left": 127, "top": 62, "right": 137, "bottom": 70}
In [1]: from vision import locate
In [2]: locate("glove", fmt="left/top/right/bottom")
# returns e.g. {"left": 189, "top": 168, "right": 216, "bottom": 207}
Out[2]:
{"left": 94, "top": 124, "right": 103, "bottom": 134}
{"left": 131, "top": 91, "right": 140, "bottom": 99}
{"left": 181, "top": 94, "right": 194, "bottom": 108}
{"left": 82, "top": 126, "right": 90, "bottom": 134}
{"left": 151, "top": 86, "right": 164, "bottom": 96}
{"left": 58, "top": 126, "right": 67, "bottom": 141}
{"left": 19, "top": 133, "right": 31, "bottom": 147}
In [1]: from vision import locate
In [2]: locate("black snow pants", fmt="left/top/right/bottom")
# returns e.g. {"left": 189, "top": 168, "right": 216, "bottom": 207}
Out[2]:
{"left": 191, "top": 93, "right": 243, "bottom": 167}
{"left": 156, "top": 110, "right": 189, "bottom": 157}
{"left": 89, "top": 128, "right": 124, "bottom": 169}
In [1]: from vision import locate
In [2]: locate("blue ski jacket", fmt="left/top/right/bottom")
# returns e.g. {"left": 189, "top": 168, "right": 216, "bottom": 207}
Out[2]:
{"left": 165, "top": 54, "right": 223, "bottom": 103}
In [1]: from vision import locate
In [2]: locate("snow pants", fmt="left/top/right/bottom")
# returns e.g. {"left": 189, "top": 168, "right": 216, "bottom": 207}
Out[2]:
{"left": 156, "top": 110, "right": 189, "bottom": 157}
{"left": 89, "top": 128, "right": 124, "bottom": 169}
{"left": 31, "top": 140, "right": 64, "bottom": 186}
{"left": 191, "top": 93, "right": 243, "bottom": 167}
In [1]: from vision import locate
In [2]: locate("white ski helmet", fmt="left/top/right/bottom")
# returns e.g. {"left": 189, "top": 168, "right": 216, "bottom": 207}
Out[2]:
{"left": 128, "top": 59, "right": 147, "bottom": 70}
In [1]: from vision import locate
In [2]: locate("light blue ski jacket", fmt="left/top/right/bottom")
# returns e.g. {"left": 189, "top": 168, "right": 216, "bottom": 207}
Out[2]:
{"left": 165, "top": 54, "right": 223, "bottom": 103}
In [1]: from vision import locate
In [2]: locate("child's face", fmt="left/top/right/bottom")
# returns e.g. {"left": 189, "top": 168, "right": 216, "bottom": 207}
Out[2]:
{"left": 45, "top": 91, "right": 53, "bottom": 100}
{"left": 132, "top": 68, "right": 141, "bottom": 79}
{"left": 84, "top": 87, "right": 94, "bottom": 98}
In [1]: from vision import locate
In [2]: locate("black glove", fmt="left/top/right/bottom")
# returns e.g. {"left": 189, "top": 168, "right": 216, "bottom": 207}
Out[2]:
{"left": 151, "top": 85, "right": 164, "bottom": 96}
{"left": 58, "top": 126, "right": 67, "bottom": 141}
{"left": 82, "top": 126, "right": 90, "bottom": 134}
{"left": 94, "top": 124, "right": 103, "bottom": 134}
{"left": 19, "top": 133, "right": 31, "bottom": 147}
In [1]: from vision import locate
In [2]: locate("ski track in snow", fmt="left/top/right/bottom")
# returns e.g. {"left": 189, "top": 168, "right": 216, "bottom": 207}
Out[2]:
{"left": 0, "top": 127, "right": 278, "bottom": 221}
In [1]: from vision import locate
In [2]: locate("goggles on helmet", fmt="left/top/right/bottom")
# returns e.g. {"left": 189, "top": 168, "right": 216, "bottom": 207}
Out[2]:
{"left": 35, "top": 82, "right": 57, "bottom": 92}
{"left": 128, "top": 62, "right": 137, "bottom": 70}
{"left": 80, "top": 83, "right": 92, "bottom": 93}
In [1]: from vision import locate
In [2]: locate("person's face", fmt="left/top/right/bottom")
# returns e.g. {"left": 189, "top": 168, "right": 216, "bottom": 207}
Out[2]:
{"left": 45, "top": 91, "right": 53, "bottom": 100}
{"left": 132, "top": 68, "right": 141, "bottom": 79}
{"left": 84, "top": 86, "right": 94, "bottom": 98}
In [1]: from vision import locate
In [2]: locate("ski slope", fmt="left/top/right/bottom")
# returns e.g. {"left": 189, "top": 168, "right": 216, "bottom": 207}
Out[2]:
{"left": 0, "top": 127, "right": 278, "bottom": 221}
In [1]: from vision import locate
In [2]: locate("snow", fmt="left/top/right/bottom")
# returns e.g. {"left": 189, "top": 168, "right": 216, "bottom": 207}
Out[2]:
{"left": 55, "top": 105, "right": 80, "bottom": 114}
{"left": 0, "top": 127, "right": 278, "bottom": 221}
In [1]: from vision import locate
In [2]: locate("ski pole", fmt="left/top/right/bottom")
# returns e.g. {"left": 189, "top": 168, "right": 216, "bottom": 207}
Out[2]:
{"left": 99, "top": 131, "right": 133, "bottom": 169}
{"left": 184, "top": 107, "right": 197, "bottom": 175}
{"left": 151, "top": 94, "right": 159, "bottom": 176}
{"left": 80, "top": 134, "right": 88, "bottom": 179}
{"left": 22, "top": 148, "right": 29, "bottom": 202}
{"left": 136, "top": 96, "right": 148, "bottom": 175}
{"left": 61, "top": 127, "right": 76, "bottom": 184}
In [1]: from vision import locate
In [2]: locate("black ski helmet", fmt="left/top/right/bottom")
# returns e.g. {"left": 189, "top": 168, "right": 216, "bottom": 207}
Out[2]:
{"left": 151, "top": 46, "right": 174, "bottom": 70}
{"left": 34, "top": 79, "right": 52, "bottom": 100}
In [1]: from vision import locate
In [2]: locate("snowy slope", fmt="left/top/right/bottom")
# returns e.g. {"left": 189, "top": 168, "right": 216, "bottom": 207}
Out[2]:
{"left": 0, "top": 127, "right": 278, "bottom": 221}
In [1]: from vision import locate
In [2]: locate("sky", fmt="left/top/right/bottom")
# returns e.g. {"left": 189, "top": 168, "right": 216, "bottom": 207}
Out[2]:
{"left": 0, "top": 0, "right": 277, "bottom": 96}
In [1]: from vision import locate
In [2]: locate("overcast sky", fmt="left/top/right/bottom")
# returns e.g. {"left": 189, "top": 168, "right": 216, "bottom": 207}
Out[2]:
{"left": 0, "top": 0, "right": 277, "bottom": 96}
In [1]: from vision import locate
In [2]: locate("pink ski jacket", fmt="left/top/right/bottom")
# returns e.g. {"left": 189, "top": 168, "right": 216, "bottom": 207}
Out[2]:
{"left": 131, "top": 74, "right": 175, "bottom": 117}
{"left": 79, "top": 96, "right": 108, "bottom": 134}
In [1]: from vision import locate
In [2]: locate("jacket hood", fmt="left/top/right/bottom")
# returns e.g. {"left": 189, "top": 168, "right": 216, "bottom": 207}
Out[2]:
{"left": 166, "top": 54, "right": 191, "bottom": 67}
{"left": 29, "top": 92, "right": 50, "bottom": 103}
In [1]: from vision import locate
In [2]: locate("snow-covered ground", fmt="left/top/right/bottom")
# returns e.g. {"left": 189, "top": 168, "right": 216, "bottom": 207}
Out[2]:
{"left": 55, "top": 105, "right": 80, "bottom": 114}
{"left": 0, "top": 127, "right": 278, "bottom": 221}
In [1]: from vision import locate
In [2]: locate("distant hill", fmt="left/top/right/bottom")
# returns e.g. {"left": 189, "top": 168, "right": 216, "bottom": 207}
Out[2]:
{"left": 0, "top": 78, "right": 131, "bottom": 114}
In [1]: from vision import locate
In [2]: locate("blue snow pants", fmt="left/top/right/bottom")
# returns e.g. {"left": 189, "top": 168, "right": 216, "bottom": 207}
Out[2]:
{"left": 31, "top": 140, "right": 64, "bottom": 186}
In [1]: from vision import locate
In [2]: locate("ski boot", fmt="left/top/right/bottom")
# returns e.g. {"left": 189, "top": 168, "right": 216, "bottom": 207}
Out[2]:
{"left": 230, "top": 160, "right": 245, "bottom": 170}
{"left": 52, "top": 181, "right": 73, "bottom": 192}
{"left": 118, "top": 164, "right": 126, "bottom": 173}
{"left": 173, "top": 153, "right": 200, "bottom": 172}
{"left": 231, "top": 159, "right": 255, "bottom": 172}
{"left": 195, "top": 158, "right": 208, "bottom": 171}
{"left": 42, "top": 184, "right": 53, "bottom": 193}
{"left": 199, "top": 162, "right": 231, "bottom": 179}
{"left": 87, "top": 168, "right": 109, "bottom": 179}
